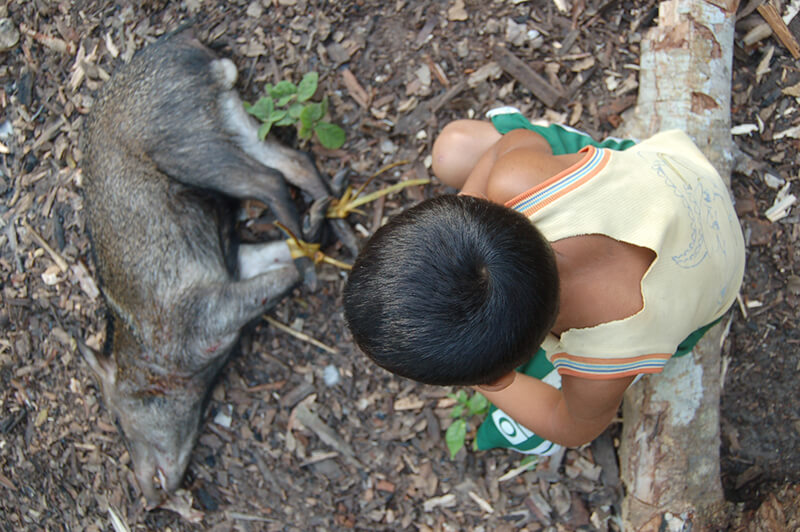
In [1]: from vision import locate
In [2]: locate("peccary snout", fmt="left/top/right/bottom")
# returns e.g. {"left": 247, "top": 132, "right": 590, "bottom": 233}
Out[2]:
{"left": 79, "top": 341, "right": 206, "bottom": 506}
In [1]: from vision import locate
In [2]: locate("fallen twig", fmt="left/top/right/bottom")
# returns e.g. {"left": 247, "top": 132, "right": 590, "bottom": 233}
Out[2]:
{"left": 107, "top": 505, "right": 130, "bottom": 532}
{"left": 21, "top": 219, "right": 69, "bottom": 272}
{"left": 493, "top": 45, "right": 563, "bottom": 108}
{"left": 292, "top": 401, "right": 362, "bottom": 468}
{"left": 327, "top": 160, "right": 424, "bottom": 219}
{"left": 757, "top": 3, "right": 800, "bottom": 59}
{"left": 498, "top": 458, "right": 539, "bottom": 482}
{"left": 227, "top": 512, "right": 280, "bottom": 523}
{"left": 263, "top": 315, "right": 339, "bottom": 355}
{"left": 19, "top": 23, "right": 76, "bottom": 55}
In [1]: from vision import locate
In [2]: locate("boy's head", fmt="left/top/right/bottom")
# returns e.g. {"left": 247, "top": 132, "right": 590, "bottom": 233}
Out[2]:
{"left": 343, "top": 194, "right": 559, "bottom": 386}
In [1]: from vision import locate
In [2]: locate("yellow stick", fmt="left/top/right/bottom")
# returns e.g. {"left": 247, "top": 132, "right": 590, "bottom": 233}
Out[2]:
{"left": 263, "top": 315, "right": 339, "bottom": 355}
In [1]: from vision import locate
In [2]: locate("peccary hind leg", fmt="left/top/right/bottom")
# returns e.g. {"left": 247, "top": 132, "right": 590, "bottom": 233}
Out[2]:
{"left": 199, "top": 259, "right": 300, "bottom": 344}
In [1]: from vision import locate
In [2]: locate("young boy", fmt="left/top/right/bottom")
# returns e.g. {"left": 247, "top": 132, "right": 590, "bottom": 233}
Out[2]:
{"left": 343, "top": 108, "right": 745, "bottom": 454}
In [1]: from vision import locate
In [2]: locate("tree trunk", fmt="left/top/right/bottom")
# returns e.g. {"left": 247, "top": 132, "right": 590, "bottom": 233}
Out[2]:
{"left": 615, "top": 1, "right": 739, "bottom": 530}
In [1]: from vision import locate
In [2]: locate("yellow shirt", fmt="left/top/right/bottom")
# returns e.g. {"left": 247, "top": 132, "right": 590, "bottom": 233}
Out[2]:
{"left": 506, "top": 130, "right": 745, "bottom": 379}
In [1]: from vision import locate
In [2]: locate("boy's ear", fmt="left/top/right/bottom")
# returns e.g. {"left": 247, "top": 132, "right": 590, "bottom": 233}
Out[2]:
{"left": 476, "top": 371, "right": 516, "bottom": 392}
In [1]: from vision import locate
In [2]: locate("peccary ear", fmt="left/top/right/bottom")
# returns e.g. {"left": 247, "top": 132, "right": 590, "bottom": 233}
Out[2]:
{"left": 78, "top": 341, "right": 116, "bottom": 387}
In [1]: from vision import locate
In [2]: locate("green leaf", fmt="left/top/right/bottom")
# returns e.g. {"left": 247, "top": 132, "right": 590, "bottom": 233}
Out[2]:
{"left": 299, "top": 105, "right": 314, "bottom": 129}
{"left": 456, "top": 390, "right": 468, "bottom": 404}
{"left": 319, "top": 95, "right": 329, "bottom": 116}
{"left": 242, "top": 101, "right": 253, "bottom": 112}
{"left": 450, "top": 404, "right": 464, "bottom": 419}
{"left": 298, "top": 122, "right": 313, "bottom": 140}
{"left": 269, "top": 110, "right": 288, "bottom": 124}
{"left": 467, "top": 393, "right": 489, "bottom": 416}
{"left": 274, "top": 115, "right": 295, "bottom": 127}
{"left": 314, "top": 122, "right": 346, "bottom": 149}
{"left": 445, "top": 419, "right": 467, "bottom": 459}
{"left": 247, "top": 97, "right": 274, "bottom": 122}
{"left": 289, "top": 103, "right": 304, "bottom": 119}
{"left": 257, "top": 121, "right": 272, "bottom": 141}
{"left": 269, "top": 80, "right": 297, "bottom": 100}
{"left": 297, "top": 72, "right": 319, "bottom": 102}
{"left": 307, "top": 101, "right": 325, "bottom": 123}
{"left": 276, "top": 94, "right": 296, "bottom": 107}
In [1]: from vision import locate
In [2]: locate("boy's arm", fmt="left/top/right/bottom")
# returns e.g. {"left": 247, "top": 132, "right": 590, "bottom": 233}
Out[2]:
{"left": 477, "top": 371, "right": 634, "bottom": 447}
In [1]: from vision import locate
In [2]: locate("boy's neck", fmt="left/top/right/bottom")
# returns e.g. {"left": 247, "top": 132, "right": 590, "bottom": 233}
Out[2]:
{"left": 549, "top": 235, "right": 654, "bottom": 336}
{"left": 549, "top": 236, "right": 612, "bottom": 335}
{"left": 551, "top": 243, "right": 577, "bottom": 336}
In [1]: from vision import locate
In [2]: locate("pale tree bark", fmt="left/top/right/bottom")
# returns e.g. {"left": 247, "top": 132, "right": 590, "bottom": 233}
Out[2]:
{"left": 614, "top": 1, "right": 739, "bottom": 530}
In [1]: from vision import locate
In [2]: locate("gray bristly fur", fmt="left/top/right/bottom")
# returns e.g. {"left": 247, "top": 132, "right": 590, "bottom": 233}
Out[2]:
{"left": 79, "top": 28, "right": 322, "bottom": 508}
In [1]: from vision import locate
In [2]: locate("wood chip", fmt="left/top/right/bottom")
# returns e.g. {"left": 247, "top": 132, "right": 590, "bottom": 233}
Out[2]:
{"left": 447, "top": 0, "right": 468, "bottom": 22}
{"left": 467, "top": 62, "right": 503, "bottom": 88}
{"left": 422, "top": 493, "right": 456, "bottom": 511}
{"left": 468, "top": 491, "right": 494, "bottom": 513}
{"left": 742, "top": 22, "right": 773, "bottom": 47}
{"left": 157, "top": 491, "right": 205, "bottom": 523}
{"left": 757, "top": 3, "right": 800, "bottom": 59}
{"left": 70, "top": 262, "right": 100, "bottom": 299}
{"left": 765, "top": 182, "right": 796, "bottom": 222}
{"left": 526, "top": 492, "right": 553, "bottom": 525}
{"left": 375, "top": 479, "right": 395, "bottom": 493}
{"left": 498, "top": 459, "right": 538, "bottom": 482}
{"left": 21, "top": 219, "right": 69, "bottom": 273}
{"left": 264, "top": 315, "right": 339, "bottom": 355}
{"left": 731, "top": 124, "right": 759, "bottom": 135}
{"left": 493, "top": 45, "right": 562, "bottom": 108}
{"left": 394, "top": 81, "right": 465, "bottom": 135}
{"left": 292, "top": 402, "right": 362, "bottom": 468}
{"left": 107, "top": 504, "right": 131, "bottom": 532}
{"left": 19, "top": 23, "right": 76, "bottom": 54}
{"left": 341, "top": 68, "right": 369, "bottom": 109}
{"left": 393, "top": 396, "right": 425, "bottom": 411}
{"left": 0, "top": 471, "right": 16, "bottom": 491}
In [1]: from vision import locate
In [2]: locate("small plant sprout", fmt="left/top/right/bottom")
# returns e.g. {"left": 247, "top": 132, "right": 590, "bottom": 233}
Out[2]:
{"left": 445, "top": 390, "right": 490, "bottom": 459}
{"left": 275, "top": 221, "right": 353, "bottom": 271}
{"left": 326, "top": 160, "right": 429, "bottom": 219}
{"left": 272, "top": 161, "right": 430, "bottom": 273}
{"left": 244, "top": 72, "right": 346, "bottom": 150}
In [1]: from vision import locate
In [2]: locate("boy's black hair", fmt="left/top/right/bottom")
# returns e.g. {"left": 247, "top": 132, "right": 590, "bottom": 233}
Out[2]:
{"left": 343, "top": 194, "right": 559, "bottom": 386}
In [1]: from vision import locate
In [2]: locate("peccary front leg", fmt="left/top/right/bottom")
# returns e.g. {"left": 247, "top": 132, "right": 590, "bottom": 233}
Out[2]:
{"left": 217, "top": 81, "right": 332, "bottom": 202}
{"left": 151, "top": 142, "right": 305, "bottom": 237}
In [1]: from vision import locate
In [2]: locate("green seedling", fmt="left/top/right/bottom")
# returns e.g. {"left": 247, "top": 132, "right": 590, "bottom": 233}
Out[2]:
{"left": 445, "top": 390, "right": 490, "bottom": 459}
{"left": 274, "top": 221, "right": 353, "bottom": 271}
{"left": 271, "top": 161, "right": 430, "bottom": 273}
{"left": 244, "top": 72, "right": 346, "bottom": 149}
{"left": 326, "top": 160, "right": 429, "bottom": 219}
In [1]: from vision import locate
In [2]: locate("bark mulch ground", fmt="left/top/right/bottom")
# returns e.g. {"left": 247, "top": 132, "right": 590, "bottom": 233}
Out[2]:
{"left": 1, "top": 1, "right": 798, "bottom": 530}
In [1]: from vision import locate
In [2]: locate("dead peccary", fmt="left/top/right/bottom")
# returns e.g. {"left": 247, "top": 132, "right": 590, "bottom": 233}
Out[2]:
{"left": 79, "top": 29, "right": 334, "bottom": 507}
